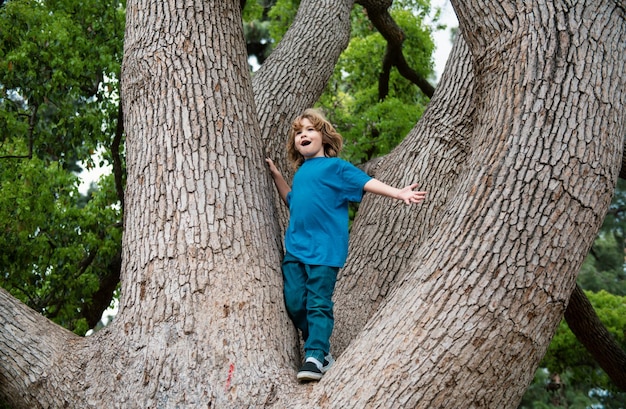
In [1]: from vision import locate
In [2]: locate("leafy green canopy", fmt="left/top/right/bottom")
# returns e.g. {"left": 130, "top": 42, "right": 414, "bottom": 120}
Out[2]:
{"left": 0, "top": 0, "right": 125, "bottom": 335}
{"left": 0, "top": 149, "right": 122, "bottom": 335}
{"left": 1, "top": 0, "right": 124, "bottom": 166}
{"left": 320, "top": 3, "right": 436, "bottom": 164}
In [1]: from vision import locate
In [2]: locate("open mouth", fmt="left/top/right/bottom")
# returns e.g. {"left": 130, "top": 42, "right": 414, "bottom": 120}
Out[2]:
{"left": 301, "top": 140, "right": 311, "bottom": 146}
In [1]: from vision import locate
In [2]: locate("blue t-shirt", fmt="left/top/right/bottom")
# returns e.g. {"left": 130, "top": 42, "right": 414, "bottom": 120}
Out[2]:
{"left": 285, "top": 157, "right": 372, "bottom": 267}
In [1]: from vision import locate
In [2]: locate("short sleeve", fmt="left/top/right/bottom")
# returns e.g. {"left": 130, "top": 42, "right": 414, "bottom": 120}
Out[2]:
{"left": 341, "top": 161, "right": 372, "bottom": 203}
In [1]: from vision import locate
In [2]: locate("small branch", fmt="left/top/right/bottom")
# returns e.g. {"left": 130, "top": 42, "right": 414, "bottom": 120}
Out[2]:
{"left": 379, "top": 46, "right": 393, "bottom": 99}
{"left": 81, "top": 250, "right": 121, "bottom": 329}
{"left": 0, "top": 154, "right": 32, "bottom": 159}
{"left": 111, "top": 102, "right": 125, "bottom": 210}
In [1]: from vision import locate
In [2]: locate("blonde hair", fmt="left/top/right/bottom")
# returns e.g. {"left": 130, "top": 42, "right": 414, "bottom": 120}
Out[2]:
{"left": 286, "top": 108, "right": 343, "bottom": 169}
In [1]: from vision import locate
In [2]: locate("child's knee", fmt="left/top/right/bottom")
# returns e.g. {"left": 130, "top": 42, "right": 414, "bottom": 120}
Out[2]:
{"left": 284, "top": 294, "right": 306, "bottom": 318}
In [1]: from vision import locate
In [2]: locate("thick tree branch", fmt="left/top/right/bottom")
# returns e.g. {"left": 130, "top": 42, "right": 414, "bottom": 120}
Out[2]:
{"left": 357, "top": 0, "right": 436, "bottom": 98}
{"left": 564, "top": 284, "right": 626, "bottom": 391}
{"left": 253, "top": 0, "right": 355, "bottom": 235}
{"left": 253, "top": 0, "right": 354, "bottom": 133}
{"left": 0, "top": 288, "right": 82, "bottom": 408}
{"left": 357, "top": 4, "right": 626, "bottom": 398}
{"left": 333, "top": 34, "right": 476, "bottom": 355}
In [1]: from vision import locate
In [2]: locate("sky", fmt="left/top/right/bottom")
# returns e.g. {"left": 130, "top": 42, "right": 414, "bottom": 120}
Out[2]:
{"left": 78, "top": 150, "right": 111, "bottom": 195}
{"left": 430, "top": 0, "right": 458, "bottom": 81}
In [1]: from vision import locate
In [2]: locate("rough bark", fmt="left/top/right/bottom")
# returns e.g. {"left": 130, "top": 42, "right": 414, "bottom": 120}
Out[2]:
{"left": 115, "top": 0, "right": 295, "bottom": 406}
{"left": 0, "top": 288, "right": 81, "bottom": 407}
{"left": 321, "top": 0, "right": 626, "bottom": 407}
{"left": 333, "top": 34, "right": 476, "bottom": 355}
{"left": 1, "top": 0, "right": 626, "bottom": 408}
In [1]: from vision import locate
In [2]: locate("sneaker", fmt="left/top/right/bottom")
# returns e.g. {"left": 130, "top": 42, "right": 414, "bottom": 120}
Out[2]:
{"left": 297, "top": 359, "right": 323, "bottom": 382}
{"left": 321, "top": 354, "right": 334, "bottom": 373}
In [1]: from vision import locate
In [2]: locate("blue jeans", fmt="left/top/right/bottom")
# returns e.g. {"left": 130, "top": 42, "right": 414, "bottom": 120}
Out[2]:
{"left": 282, "top": 252, "right": 338, "bottom": 364}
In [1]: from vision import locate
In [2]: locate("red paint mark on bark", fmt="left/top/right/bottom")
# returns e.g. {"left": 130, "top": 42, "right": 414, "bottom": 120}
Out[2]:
{"left": 224, "top": 363, "right": 235, "bottom": 392}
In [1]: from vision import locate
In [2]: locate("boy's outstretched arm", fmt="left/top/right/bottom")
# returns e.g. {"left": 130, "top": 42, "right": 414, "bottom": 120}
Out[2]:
{"left": 364, "top": 179, "right": 427, "bottom": 205}
{"left": 265, "top": 158, "right": 291, "bottom": 205}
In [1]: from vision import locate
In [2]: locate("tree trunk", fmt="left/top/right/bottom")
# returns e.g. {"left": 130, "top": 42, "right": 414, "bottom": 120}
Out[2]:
{"left": 333, "top": 32, "right": 477, "bottom": 355}
{"left": 322, "top": 0, "right": 626, "bottom": 407}
{"left": 1, "top": 0, "right": 625, "bottom": 408}
{"left": 112, "top": 0, "right": 296, "bottom": 406}
{"left": 2, "top": 0, "right": 291, "bottom": 407}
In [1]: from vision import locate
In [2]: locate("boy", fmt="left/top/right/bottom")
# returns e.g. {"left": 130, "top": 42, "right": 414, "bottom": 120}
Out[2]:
{"left": 266, "top": 109, "right": 426, "bottom": 381}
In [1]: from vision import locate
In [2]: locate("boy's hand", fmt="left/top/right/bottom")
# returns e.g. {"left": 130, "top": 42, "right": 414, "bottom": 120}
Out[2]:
{"left": 265, "top": 158, "right": 279, "bottom": 175}
{"left": 398, "top": 183, "right": 427, "bottom": 205}
{"left": 265, "top": 158, "right": 291, "bottom": 205}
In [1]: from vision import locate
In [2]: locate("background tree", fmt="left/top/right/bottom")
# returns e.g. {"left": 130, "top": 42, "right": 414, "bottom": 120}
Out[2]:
{"left": 0, "top": 0, "right": 125, "bottom": 334}
{"left": 578, "top": 179, "right": 626, "bottom": 296}
{"left": 1, "top": 0, "right": 625, "bottom": 408}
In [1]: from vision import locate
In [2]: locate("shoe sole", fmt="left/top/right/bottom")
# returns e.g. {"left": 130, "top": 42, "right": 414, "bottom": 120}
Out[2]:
{"left": 297, "top": 370, "right": 323, "bottom": 381}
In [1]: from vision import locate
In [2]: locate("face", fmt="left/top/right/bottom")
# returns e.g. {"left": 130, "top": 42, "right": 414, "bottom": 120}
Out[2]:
{"left": 294, "top": 118, "right": 325, "bottom": 160}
